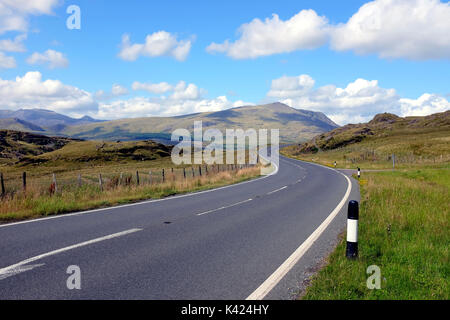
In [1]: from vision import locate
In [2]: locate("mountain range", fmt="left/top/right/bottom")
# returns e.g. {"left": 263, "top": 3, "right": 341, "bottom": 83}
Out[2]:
{"left": 0, "top": 103, "right": 339, "bottom": 143}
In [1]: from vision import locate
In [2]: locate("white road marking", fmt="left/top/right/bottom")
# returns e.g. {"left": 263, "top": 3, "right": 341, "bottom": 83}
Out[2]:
{"left": 0, "top": 228, "right": 142, "bottom": 280}
{"left": 0, "top": 156, "right": 279, "bottom": 229}
{"left": 246, "top": 170, "right": 352, "bottom": 300}
{"left": 196, "top": 199, "right": 253, "bottom": 216}
{"left": 0, "top": 264, "right": 45, "bottom": 280}
{"left": 266, "top": 186, "right": 287, "bottom": 195}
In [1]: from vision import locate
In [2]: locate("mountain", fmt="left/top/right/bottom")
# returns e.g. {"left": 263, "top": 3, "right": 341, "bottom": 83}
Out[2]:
{"left": 63, "top": 103, "right": 339, "bottom": 143}
{"left": 0, "top": 118, "right": 46, "bottom": 132}
{"left": 0, "top": 130, "right": 76, "bottom": 164}
{"left": 0, "top": 109, "right": 104, "bottom": 133}
{"left": 287, "top": 110, "right": 450, "bottom": 154}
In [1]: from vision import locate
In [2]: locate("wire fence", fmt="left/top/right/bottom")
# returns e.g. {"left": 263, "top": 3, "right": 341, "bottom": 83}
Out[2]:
{"left": 0, "top": 163, "right": 258, "bottom": 198}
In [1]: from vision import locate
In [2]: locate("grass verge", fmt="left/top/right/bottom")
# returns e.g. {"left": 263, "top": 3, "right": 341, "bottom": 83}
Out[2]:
{"left": 301, "top": 168, "right": 449, "bottom": 299}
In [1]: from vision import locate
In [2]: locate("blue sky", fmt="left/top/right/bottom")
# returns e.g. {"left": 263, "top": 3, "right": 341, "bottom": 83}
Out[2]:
{"left": 0, "top": 0, "right": 449, "bottom": 124}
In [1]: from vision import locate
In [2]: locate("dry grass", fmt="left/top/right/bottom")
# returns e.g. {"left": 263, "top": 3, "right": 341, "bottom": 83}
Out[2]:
{"left": 0, "top": 166, "right": 261, "bottom": 223}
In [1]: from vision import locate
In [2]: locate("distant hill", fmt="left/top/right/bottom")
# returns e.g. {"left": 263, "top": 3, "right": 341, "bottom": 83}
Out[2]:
{"left": 0, "top": 130, "right": 75, "bottom": 164}
{"left": 293, "top": 111, "right": 450, "bottom": 153}
{"left": 0, "top": 109, "right": 104, "bottom": 133}
{"left": 63, "top": 103, "right": 339, "bottom": 143}
{"left": 0, "top": 118, "right": 46, "bottom": 132}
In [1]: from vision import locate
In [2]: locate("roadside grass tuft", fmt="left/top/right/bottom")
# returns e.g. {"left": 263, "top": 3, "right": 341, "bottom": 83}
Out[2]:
{"left": 302, "top": 168, "right": 449, "bottom": 300}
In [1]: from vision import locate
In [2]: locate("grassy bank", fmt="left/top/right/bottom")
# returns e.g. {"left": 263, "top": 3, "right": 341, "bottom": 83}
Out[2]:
{"left": 302, "top": 168, "right": 449, "bottom": 299}
{"left": 0, "top": 166, "right": 261, "bottom": 223}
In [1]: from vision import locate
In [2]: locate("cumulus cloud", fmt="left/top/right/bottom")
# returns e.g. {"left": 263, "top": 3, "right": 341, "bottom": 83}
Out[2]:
{"left": 0, "top": 0, "right": 59, "bottom": 34}
{"left": 400, "top": 94, "right": 450, "bottom": 116}
{"left": 95, "top": 84, "right": 129, "bottom": 101}
{"left": 0, "top": 71, "right": 97, "bottom": 114}
{"left": 95, "top": 81, "right": 251, "bottom": 120}
{"left": 267, "top": 74, "right": 449, "bottom": 125}
{"left": 27, "top": 49, "right": 69, "bottom": 69}
{"left": 0, "top": 33, "right": 26, "bottom": 52}
{"left": 118, "top": 32, "right": 192, "bottom": 62}
{"left": 208, "top": 0, "right": 450, "bottom": 61}
{"left": 132, "top": 81, "right": 173, "bottom": 94}
{"left": 206, "top": 10, "right": 329, "bottom": 59}
{"left": 96, "top": 95, "right": 250, "bottom": 120}
{"left": 0, "top": 51, "right": 16, "bottom": 68}
{"left": 331, "top": 0, "right": 450, "bottom": 60}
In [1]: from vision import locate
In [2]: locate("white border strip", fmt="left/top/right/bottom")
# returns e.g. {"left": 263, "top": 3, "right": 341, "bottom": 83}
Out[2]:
{"left": 246, "top": 165, "right": 352, "bottom": 300}
{"left": 0, "top": 228, "right": 142, "bottom": 278}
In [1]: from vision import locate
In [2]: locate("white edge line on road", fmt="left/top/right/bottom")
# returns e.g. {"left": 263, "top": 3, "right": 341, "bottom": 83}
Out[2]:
{"left": 266, "top": 186, "right": 288, "bottom": 195}
{"left": 0, "top": 228, "right": 142, "bottom": 278}
{"left": 0, "top": 156, "right": 279, "bottom": 229}
{"left": 246, "top": 167, "right": 352, "bottom": 300}
{"left": 196, "top": 198, "right": 253, "bottom": 216}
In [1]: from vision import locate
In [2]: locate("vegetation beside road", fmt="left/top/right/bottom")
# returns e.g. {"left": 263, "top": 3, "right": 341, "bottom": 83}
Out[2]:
{"left": 282, "top": 111, "right": 450, "bottom": 170}
{"left": 301, "top": 168, "right": 449, "bottom": 299}
{"left": 283, "top": 111, "right": 450, "bottom": 299}
{"left": 0, "top": 135, "right": 264, "bottom": 223}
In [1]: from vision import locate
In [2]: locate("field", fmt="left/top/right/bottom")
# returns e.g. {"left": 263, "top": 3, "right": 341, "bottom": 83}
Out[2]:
{"left": 302, "top": 168, "right": 449, "bottom": 299}
{"left": 282, "top": 125, "right": 450, "bottom": 170}
{"left": 0, "top": 139, "right": 264, "bottom": 222}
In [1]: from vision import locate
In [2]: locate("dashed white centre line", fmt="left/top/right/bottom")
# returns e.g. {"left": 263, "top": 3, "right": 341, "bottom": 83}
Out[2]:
{"left": 266, "top": 186, "right": 288, "bottom": 195}
{"left": 196, "top": 199, "right": 253, "bottom": 216}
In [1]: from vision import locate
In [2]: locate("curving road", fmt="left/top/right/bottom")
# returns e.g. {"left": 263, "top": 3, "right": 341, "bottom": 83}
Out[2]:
{"left": 0, "top": 156, "right": 359, "bottom": 300}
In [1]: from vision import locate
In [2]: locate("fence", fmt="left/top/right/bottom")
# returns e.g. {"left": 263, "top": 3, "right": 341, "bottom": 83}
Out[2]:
{"left": 0, "top": 163, "right": 257, "bottom": 198}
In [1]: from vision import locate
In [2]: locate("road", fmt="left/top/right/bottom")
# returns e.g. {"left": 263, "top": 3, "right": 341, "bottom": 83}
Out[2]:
{"left": 0, "top": 156, "right": 359, "bottom": 300}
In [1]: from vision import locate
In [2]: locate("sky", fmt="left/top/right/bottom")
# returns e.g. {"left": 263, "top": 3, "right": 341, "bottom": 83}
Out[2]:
{"left": 0, "top": 0, "right": 449, "bottom": 125}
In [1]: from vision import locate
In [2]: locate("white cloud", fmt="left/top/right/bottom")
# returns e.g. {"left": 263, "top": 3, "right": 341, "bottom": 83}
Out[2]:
{"left": 0, "top": 0, "right": 59, "bottom": 34}
{"left": 95, "top": 84, "right": 129, "bottom": 101}
{"left": 208, "top": 0, "right": 450, "bottom": 61}
{"left": 132, "top": 81, "right": 173, "bottom": 94}
{"left": 118, "top": 31, "right": 192, "bottom": 62}
{"left": 27, "top": 49, "right": 69, "bottom": 69}
{"left": 0, "top": 71, "right": 97, "bottom": 114}
{"left": 267, "top": 74, "right": 449, "bottom": 125}
{"left": 267, "top": 75, "right": 315, "bottom": 98}
{"left": 0, "top": 51, "right": 16, "bottom": 68}
{"left": 331, "top": 0, "right": 450, "bottom": 60}
{"left": 400, "top": 94, "right": 450, "bottom": 116}
{"left": 0, "top": 33, "right": 26, "bottom": 52}
{"left": 111, "top": 84, "right": 129, "bottom": 96}
{"left": 95, "top": 81, "right": 251, "bottom": 120}
{"left": 207, "top": 10, "right": 329, "bottom": 59}
{"left": 96, "top": 95, "right": 249, "bottom": 120}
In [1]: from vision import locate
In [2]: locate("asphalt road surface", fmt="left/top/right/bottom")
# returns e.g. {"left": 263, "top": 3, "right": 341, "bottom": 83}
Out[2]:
{"left": 0, "top": 156, "right": 359, "bottom": 300}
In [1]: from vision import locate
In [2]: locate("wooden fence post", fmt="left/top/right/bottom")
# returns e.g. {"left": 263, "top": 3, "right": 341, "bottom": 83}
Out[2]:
{"left": 199, "top": 166, "right": 202, "bottom": 176}
{"left": 119, "top": 172, "right": 123, "bottom": 185}
{"left": 162, "top": 169, "right": 165, "bottom": 183}
{"left": 205, "top": 165, "right": 208, "bottom": 175}
{"left": 149, "top": 171, "right": 152, "bottom": 185}
{"left": 77, "top": 174, "right": 82, "bottom": 187}
{"left": 136, "top": 171, "right": 140, "bottom": 186}
{"left": 192, "top": 167, "right": 195, "bottom": 177}
{"left": 99, "top": 173, "right": 103, "bottom": 191}
{"left": 52, "top": 173, "right": 58, "bottom": 193}
{"left": 0, "top": 172, "right": 5, "bottom": 197}
{"left": 22, "top": 172, "right": 26, "bottom": 191}
{"left": 183, "top": 167, "right": 186, "bottom": 179}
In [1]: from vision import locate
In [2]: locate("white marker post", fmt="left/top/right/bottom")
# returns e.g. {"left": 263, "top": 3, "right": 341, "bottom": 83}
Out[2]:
{"left": 346, "top": 200, "right": 359, "bottom": 259}
{"left": 357, "top": 167, "right": 361, "bottom": 179}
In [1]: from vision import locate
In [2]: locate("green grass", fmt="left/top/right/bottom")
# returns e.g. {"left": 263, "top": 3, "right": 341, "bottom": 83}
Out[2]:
{"left": 302, "top": 168, "right": 449, "bottom": 299}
